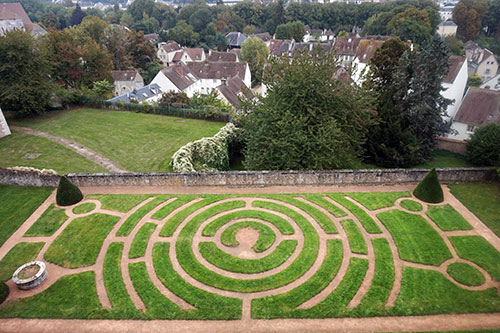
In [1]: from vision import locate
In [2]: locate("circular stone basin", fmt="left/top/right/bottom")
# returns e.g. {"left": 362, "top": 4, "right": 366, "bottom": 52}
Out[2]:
{"left": 12, "top": 261, "right": 47, "bottom": 290}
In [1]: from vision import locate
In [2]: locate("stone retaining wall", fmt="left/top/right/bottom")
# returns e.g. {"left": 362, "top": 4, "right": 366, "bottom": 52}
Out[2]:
{"left": 0, "top": 167, "right": 497, "bottom": 188}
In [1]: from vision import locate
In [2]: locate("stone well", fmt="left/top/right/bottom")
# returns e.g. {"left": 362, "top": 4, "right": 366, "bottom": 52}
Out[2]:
{"left": 12, "top": 261, "right": 47, "bottom": 290}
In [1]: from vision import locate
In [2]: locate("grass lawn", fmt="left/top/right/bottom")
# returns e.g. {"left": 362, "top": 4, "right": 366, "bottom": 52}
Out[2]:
{"left": 9, "top": 109, "right": 224, "bottom": 172}
{"left": 415, "top": 150, "right": 474, "bottom": 169}
{"left": 1, "top": 191, "right": 500, "bottom": 320}
{"left": 448, "top": 183, "right": 500, "bottom": 238}
{"left": 0, "top": 185, "right": 52, "bottom": 247}
{"left": 0, "top": 131, "right": 107, "bottom": 174}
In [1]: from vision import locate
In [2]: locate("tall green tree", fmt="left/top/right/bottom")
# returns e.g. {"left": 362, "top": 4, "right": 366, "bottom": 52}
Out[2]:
{"left": 453, "top": 0, "right": 488, "bottom": 40}
{"left": 70, "top": 3, "right": 86, "bottom": 26}
{"left": 240, "top": 47, "right": 373, "bottom": 170}
{"left": 167, "top": 20, "right": 199, "bottom": 47}
{"left": 240, "top": 37, "right": 269, "bottom": 86}
{"left": 0, "top": 30, "right": 54, "bottom": 115}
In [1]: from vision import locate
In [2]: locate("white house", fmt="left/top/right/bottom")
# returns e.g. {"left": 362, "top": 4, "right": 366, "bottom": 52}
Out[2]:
{"left": 157, "top": 41, "right": 181, "bottom": 65}
{"left": 465, "top": 41, "right": 499, "bottom": 82}
{"left": 351, "top": 39, "right": 385, "bottom": 85}
{"left": 216, "top": 76, "right": 254, "bottom": 108}
{"left": 437, "top": 21, "right": 458, "bottom": 37}
{"left": 171, "top": 48, "right": 206, "bottom": 64}
{"left": 481, "top": 74, "right": 500, "bottom": 91}
{"left": 150, "top": 61, "right": 251, "bottom": 105}
{"left": 0, "top": 3, "right": 46, "bottom": 37}
{"left": 442, "top": 55, "right": 468, "bottom": 121}
{"left": 448, "top": 87, "right": 500, "bottom": 140}
{"left": 439, "top": 5, "right": 454, "bottom": 21}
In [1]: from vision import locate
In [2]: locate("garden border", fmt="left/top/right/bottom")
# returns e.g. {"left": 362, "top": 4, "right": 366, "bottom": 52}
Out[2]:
{"left": 0, "top": 167, "right": 496, "bottom": 188}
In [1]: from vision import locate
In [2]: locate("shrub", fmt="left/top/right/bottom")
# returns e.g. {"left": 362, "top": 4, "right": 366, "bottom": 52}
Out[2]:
{"left": 466, "top": 123, "right": 500, "bottom": 166}
{"left": 56, "top": 176, "right": 83, "bottom": 206}
{"left": 171, "top": 123, "right": 237, "bottom": 172}
{"left": 0, "top": 282, "right": 8, "bottom": 304}
{"left": 413, "top": 168, "right": 444, "bottom": 203}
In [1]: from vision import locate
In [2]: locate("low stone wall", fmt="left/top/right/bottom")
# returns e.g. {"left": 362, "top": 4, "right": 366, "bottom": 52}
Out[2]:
{"left": 0, "top": 167, "right": 497, "bottom": 188}
{"left": 436, "top": 137, "right": 467, "bottom": 155}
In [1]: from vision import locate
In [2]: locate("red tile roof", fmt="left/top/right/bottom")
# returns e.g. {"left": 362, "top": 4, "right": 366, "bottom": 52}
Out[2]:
{"left": 161, "top": 41, "right": 181, "bottom": 53}
{"left": 207, "top": 51, "right": 237, "bottom": 62}
{"left": 0, "top": 3, "right": 31, "bottom": 25}
{"left": 112, "top": 70, "right": 141, "bottom": 82}
{"left": 186, "top": 61, "right": 248, "bottom": 81}
{"left": 160, "top": 63, "right": 197, "bottom": 90}
{"left": 355, "top": 39, "right": 385, "bottom": 63}
{"left": 454, "top": 87, "right": 500, "bottom": 126}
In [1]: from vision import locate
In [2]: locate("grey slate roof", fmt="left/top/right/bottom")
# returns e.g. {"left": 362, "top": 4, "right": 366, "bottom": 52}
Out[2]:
{"left": 225, "top": 32, "right": 247, "bottom": 48}
{"left": 107, "top": 84, "right": 162, "bottom": 103}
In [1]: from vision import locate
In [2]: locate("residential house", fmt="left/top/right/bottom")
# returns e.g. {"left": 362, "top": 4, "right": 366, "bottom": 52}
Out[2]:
{"left": 107, "top": 83, "right": 163, "bottom": 104}
{"left": 150, "top": 61, "right": 251, "bottom": 105}
{"left": 0, "top": 3, "right": 46, "bottom": 37}
{"left": 442, "top": 56, "right": 468, "bottom": 120}
{"left": 111, "top": 70, "right": 144, "bottom": 96}
{"left": 157, "top": 41, "right": 181, "bottom": 65}
{"left": 268, "top": 39, "right": 295, "bottom": 57}
{"left": 464, "top": 41, "right": 498, "bottom": 82}
{"left": 249, "top": 32, "right": 272, "bottom": 46}
{"left": 144, "top": 33, "right": 158, "bottom": 44}
{"left": 351, "top": 39, "right": 385, "bottom": 84}
{"left": 437, "top": 21, "right": 457, "bottom": 37}
{"left": 171, "top": 48, "right": 205, "bottom": 64}
{"left": 481, "top": 74, "right": 500, "bottom": 91}
{"left": 207, "top": 50, "right": 238, "bottom": 62}
{"left": 216, "top": 76, "right": 254, "bottom": 108}
{"left": 303, "top": 26, "right": 335, "bottom": 42}
{"left": 448, "top": 87, "right": 500, "bottom": 140}
{"left": 226, "top": 32, "right": 247, "bottom": 49}
{"left": 333, "top": 37, "right": 362, "bottom": 65}
{"left": 439, "top": 5, "right": 454, "bottom": 21}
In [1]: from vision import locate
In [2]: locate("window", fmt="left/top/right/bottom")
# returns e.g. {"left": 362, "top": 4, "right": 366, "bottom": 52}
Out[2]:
{"left": 467, "top": 125, "right": 475, "bottom": 133}
{"left": 485, "top": 69, "right": 491, "bottom": 74}
{"left": 213, "top": 79, "right": 217, "bottom": 83}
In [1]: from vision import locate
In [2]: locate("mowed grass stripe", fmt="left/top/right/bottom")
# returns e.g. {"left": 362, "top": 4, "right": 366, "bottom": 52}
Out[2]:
{"left": 160, "top": 196, "right": 229, "bottom": 237}
{"left": 341, "top": 219, "right": 367, "bottom": 254}
{"left": 117, "top": 196, "right": 169, "bottom": 236}
{"left": 129, "top": 223, "right": 157, "bottom": 259}
{"left": 87, "top": 194, "right": 154, "bottom": 213}
{"left": 346, "top": 192, "right": 410, "bottom": 210}
{"left": 45, "top": 213, "right": 119, "bottom": 268}
{"left": 377, "top": 210, "right": 452, "bottom": 266}
{"left": 24, "top": 204, "right": 68, "bottom": 236}
{"left": 426, "top": 204, "right": 473, "bottom": 231}
{"left": 151, "top": 196, "right": 197, "bottom": 220}
{"left": 356, "top": 238, "right": 394, "bottom": 316}
{"left": 153, "top": 242, "right": 242, "bottom": 319}
{"left": 328, "top": 194, "right": 382, "bottom": 233}
{"left": 275, "top": 196, "right": 338, "bottom": 234}
{"left": 251, "top": 239, "right": 343, "bottom": 319}
{"left": 177, "top": 200, "right": 318, "bottom": 292}
{"left": 301, "top": 194, "right": 347, "bottom": 218}
{"left": 203, "top": 210, "right": 294, "bottom": 236}
{"left": 199, "top": 240, "right": 297, "bottom": 274}
{"left": 103, "top": 242, "right": 140, "bottom": 316}
{"left": 449, "top": 236, "right": 500, "bottom": 281}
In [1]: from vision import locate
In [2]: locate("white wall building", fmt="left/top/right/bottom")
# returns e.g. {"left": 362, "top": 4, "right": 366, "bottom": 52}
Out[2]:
{"left": 442, "top": 56, "right": 468, "bottom": 121}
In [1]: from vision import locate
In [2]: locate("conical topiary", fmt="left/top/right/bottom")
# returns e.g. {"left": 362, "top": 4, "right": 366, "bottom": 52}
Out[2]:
{"left": 413, "top": 168, "right": 444, "bottom": 203}
{"left": 56, "top": 176, "right": 83, "bottom": 206}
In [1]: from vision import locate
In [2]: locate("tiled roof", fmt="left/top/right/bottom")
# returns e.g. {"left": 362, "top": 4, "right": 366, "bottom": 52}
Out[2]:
{"left": 249, "top": 32, "right": 272, "bottom": 42}
{"left": 355, "top": 39, "right": 385, "bottom": 63}
{"left": 112, "top": 70, "right": 141, "bottom": 82}
{"left": 443, "top": 56, "right": 466, "bottom": 84}
{"left": 160, "top": 63, "right": 197, "bottom": 90}
{"left": 333, "top": 37, "right": 362, "bottom": 56}
{"left": 454, "top": 87, "right": 500, "bottom": 126}
{"left": 187, "top": 61, "right": 248, "bottom": 81}
{"left": 0, "top": 3, "right": 31, "bottom": 25}
{"left": 161, "top": 41, "right": 181, "bottom": 53}
{"left": 172, "top": 51, "right": 183, "bottom": 62}
{"left": 207, "top": 51, "right": 237, "bottom": 62}
{"left": 217, "top": 76, "right": 253, "bottom": 107}
{"left": 185, "top": 48, "right": 204, "bottom": 61}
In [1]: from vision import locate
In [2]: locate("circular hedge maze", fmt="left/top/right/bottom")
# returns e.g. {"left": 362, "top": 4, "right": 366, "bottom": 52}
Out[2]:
{"left": 1, "top": 191, "right": 500, "bottom": 320}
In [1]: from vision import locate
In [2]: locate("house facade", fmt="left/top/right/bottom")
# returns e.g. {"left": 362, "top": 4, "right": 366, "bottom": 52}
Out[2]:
{"left": 157, "top": 41, "right": 181, "bottom": 65}
{"left": 111, "top": 70, "right": 144, "bottom": 96}
{"left": 465, "top": 41, "right": 499, "bottom": 82}
{"left": 107, "top": 83, "right": 163, "bottom": 104}
{"left": 0, "top": 3, "right": 46, "bottom": 37}
{"left": 442, "top": 56, "right": 468, "bottom": 120}
{"left": 448, "top": 87, "right": 500, "bottom": 140}
{"left": 437, "top": 21, "right": 457, "bottom": 37}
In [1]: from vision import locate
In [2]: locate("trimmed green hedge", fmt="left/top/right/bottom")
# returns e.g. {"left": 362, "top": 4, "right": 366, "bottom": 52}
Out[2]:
{"left": 413, "top": 169, "right": 443, "bottom": 203}
{"left": 56, "top": 176, "right": 83, "bottom": 206}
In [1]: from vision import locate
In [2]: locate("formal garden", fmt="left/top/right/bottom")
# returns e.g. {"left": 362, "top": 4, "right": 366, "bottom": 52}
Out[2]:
{"left": 1, "top": 181, "right": 499, "bottom": 321}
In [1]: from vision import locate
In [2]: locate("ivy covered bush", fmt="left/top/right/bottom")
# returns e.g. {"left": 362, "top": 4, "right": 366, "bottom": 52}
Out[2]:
{"left": 171, "top": 123, "right": 238, "bottom": 172}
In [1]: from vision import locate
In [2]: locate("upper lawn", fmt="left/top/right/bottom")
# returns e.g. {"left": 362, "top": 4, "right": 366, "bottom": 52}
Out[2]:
{"left": 415, "top": 150, "right": 474, "bottom": 169}
{"left": 0, "top": 185, "right": 52, "bottom": 247}
{"left": 9, "top": 109, "right": 224, "bottom": 173}
{"left": 0, "top": 131, "right": 107, "bottom": 174}
{"left": 449, "top": 183, "right": 500, "bottom": 238}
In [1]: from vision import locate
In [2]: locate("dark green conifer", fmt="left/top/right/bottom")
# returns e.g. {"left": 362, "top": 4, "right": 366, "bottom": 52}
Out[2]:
{"left": 56, "top": 176, "right": 83, "bottom": 206}
{"left": 413, "top": 168, "right": 444, "bottom": 203}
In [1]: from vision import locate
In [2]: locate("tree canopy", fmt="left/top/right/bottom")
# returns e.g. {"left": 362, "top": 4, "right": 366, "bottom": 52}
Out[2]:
{"left": 239, "top": 48, "right": 373, "bottom": 170}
